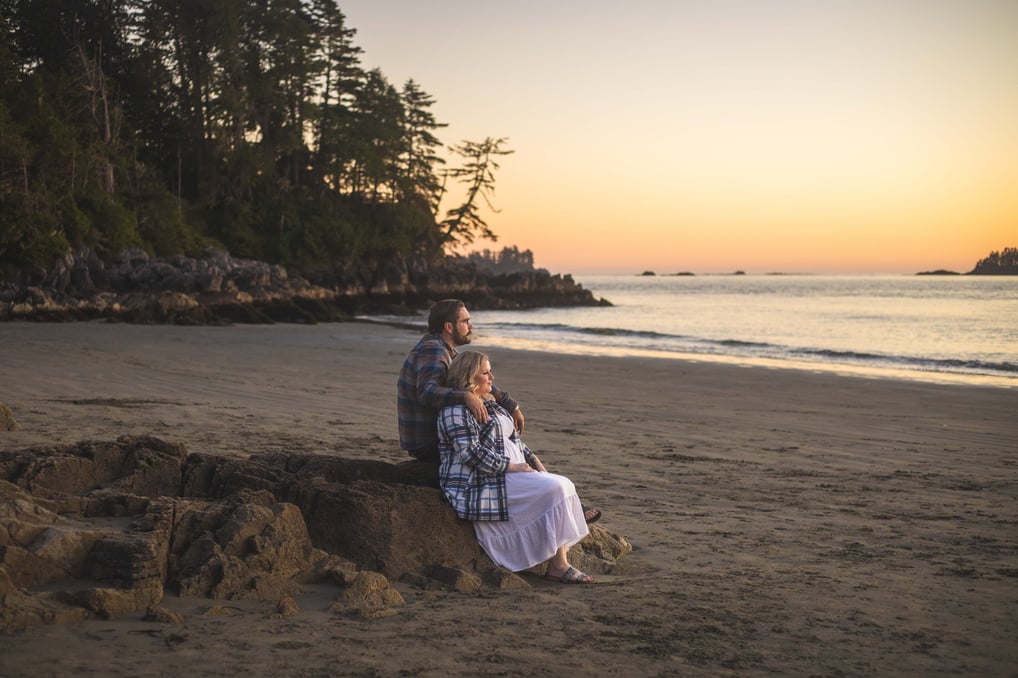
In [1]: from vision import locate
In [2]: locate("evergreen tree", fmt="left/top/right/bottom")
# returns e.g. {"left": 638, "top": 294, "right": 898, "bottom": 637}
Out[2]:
{"left": 0, "top": 0, "right": 513, "bottom": 278}
{"left": 308, "top": 0, "right": 363, "bottom": 196}
{"left": 440, "top": 136, "right": 513, "bottom": 250}
{"left": 399, "top": 78, "right": 446, "bottom": 213}
{"left": 970, "top": 247, "right": 1018, "bottom": 275}
{"left": 347, "top": 68, "right": 404, "bottom": 201}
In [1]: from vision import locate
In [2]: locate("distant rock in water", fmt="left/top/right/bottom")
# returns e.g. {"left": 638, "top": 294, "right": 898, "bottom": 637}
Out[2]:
{"left": 636, "top": 270, "right": 695, "bottom": 276}
{"left": 0, "top": 436, "right": 633, "bottom": 634}
{"left": 0, "top": 247, "right": 611, "bottom": 324}
{"left": 916, "top": 269, "right": 961, "bottom": 276}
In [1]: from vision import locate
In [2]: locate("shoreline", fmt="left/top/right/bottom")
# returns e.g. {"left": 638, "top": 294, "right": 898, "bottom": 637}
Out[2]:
{"left": 469, "top": 334, "right": 1018, "bottom": 391}
{"left": 2, "top": 320, "right": 1017, "bottom": 675}
{"left": 358, "top": 316, "right": 1018, "bottom": 391}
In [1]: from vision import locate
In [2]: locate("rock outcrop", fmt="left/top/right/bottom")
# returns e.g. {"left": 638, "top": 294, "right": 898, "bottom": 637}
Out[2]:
{"left": 0, "top": 247, "right": 610, "bottom": 323}
{"left": 0, "top": 403, "right": 18, "bottom": 432}
{"left": 0, "top": 436, "right": 631, "bottom": 634}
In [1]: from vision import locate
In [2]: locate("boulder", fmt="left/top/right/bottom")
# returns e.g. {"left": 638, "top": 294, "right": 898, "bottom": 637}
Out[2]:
{"left": 0, "top": 436, "right": 632, "bottom": 635}
{"left": 429, "top": 565, "right": 483, "bottom": 593}
{"left": 0, "top": 435, "right": 188, "bottom": 503}
{"left": 329, "top": 570, "right": 405, "bottom": 619}
{"left": 298, "top": 480, "right": 486, "bottom": 580}
{"left": 273, "top": 596, "right": 300, "bottom": 617}
{"left": 168, "top": 490, "right": 320, "bottom": 600}
{"left": 143, "top": 605, "right": 183, "bottom": 624}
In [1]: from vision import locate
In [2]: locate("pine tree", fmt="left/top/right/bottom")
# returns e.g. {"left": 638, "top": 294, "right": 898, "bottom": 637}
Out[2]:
{"left": 440, "top": 137, "right": 513, "bottom": 250}
{"left": 399, "top": 79, "right": 446, "bottom": 212}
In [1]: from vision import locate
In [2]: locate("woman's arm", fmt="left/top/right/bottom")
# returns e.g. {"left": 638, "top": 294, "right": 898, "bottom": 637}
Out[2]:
{"left": 438, "top": 405, "right": 508, "bottom": 474}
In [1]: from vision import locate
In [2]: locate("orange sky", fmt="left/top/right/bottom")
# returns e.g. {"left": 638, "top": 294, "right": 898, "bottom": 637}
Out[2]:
{"left": 340, "top": 0, "right": 1017, "bottom": 274}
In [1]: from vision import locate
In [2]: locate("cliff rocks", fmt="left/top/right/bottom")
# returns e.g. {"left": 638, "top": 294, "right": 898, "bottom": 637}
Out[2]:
{"left": 0, "top": 436, "right": 631, "bottom": 634}
{"left": 0, "top": 247, "right": 609, "bottom": 323}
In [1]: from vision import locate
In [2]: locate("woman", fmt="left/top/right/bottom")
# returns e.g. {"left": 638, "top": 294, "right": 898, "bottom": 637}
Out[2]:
{"left": 436, "top": 351, "right": 595, "bottom": 584}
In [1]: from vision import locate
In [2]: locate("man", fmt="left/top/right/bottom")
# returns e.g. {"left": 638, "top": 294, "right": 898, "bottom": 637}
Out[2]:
{"left": 397, "top": 299, "right": 525, "bottom": 463}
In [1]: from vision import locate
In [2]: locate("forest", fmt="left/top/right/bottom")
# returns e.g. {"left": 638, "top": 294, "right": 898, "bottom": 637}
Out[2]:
{"left": 970, "top": 248, "right": 1018, "bottom": 275}
{"left": 0, "top": 0, "right": 513, "bottom": 282}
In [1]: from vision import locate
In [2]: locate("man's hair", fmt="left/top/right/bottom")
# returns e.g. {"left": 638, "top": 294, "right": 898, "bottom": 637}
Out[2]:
{"left": 446, "top": 351, "right": 490, "bottom": 394}
{"left": 428, "top": 299, "right": 465, "bottom": 335}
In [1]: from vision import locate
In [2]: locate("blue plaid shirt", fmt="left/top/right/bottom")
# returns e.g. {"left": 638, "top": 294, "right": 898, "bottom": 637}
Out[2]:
{"left": 437, "top": 400, "right": 536, "bottom": 521}
{"left": 397, "top": 334, "right": 517, "bottom": 455}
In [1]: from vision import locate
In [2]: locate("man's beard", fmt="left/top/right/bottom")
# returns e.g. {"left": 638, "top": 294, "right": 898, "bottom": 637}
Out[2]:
{"left": 452, "top": 327, "right": 472, "bottom": 346}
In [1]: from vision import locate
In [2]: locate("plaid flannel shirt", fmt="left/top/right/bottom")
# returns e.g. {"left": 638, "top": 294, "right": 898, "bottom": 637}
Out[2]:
{"left": 397, "top": 334, "right": 517, "bottom": 455}
{"left": 437, "top": 400, "right": 536, "bottom": 521}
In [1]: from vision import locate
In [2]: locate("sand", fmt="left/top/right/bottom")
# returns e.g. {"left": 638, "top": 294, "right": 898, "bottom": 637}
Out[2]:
{"left": 1, "top": 320, "right": 1016, "bottom": 677}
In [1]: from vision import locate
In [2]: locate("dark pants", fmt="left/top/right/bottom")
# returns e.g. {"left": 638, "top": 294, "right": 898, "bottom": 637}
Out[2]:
{"left": 409, "top": 445, "right": 440, "bottom": 463}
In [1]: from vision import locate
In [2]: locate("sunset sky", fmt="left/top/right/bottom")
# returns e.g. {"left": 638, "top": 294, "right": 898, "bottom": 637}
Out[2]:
{"left": 340, "top": 0, "right": 1017, "bottom": 274}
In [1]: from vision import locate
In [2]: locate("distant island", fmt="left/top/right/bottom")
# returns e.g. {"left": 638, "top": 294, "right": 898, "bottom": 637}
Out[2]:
{"left": 917, "top": 247, "right": 1018, "bottom": 275}
{"left": 639, "top": 246, "right": 1018, "bottom": 277}
{"left": 638, "top": 271, "right": 723, "bottom": 277}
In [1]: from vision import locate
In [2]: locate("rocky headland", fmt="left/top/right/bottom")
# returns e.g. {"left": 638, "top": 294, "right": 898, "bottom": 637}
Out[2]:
{"left": 0, "top": 248, "right": 610, "bottom": 324}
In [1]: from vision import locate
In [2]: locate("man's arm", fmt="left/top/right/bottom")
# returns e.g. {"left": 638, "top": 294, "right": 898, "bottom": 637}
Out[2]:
{"left": 415, "top": 343, "right": 458, "bottom": 408}
{"left": 416, "top": 342, "right": 489, "bottom": 423}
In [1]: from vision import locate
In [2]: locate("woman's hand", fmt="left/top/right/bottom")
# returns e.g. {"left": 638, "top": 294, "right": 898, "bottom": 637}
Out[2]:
{"left": 464, "top": 392, "right": 488, "bottom": 424}
{"left": 507, "top": 462, "right": 536, "bottom": 473}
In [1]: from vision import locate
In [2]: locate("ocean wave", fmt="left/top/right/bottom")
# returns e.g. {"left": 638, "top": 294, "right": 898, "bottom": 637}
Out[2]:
{"left": 486, "top": 320, "right": 1018, "bottom": 379}
{"left": 364, "top": 298, "right": 1016, "bottom": 383}
{"left": 793, "top": 348, "right": 1018, "bottom": 376}
{"left": 491, "top": 321, "right": 673, "bottom": 340}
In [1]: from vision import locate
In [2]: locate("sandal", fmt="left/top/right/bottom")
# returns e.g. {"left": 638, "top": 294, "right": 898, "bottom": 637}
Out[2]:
{"left": 583, "top": 505, "right": 602, "bottom": 524}
{"left": 545, "top": 566, "right": 595, "bottom": 584}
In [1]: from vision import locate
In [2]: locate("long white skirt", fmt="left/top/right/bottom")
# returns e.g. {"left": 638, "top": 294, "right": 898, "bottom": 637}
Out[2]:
{"left": 474, "top": 472, "right": 589, "bottom": 572}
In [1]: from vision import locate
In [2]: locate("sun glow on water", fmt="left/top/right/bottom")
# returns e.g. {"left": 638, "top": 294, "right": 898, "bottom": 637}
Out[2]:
{"left": 370, "top": 275, "right": 1017, "bottom": 389}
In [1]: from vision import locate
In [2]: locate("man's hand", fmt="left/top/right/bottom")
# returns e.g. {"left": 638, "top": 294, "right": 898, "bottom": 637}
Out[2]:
{"left": 507, "top": 462, "right": 536, "bottom": 473}
{"left": 531, "top": 455, "right": 547, "bottom": 473}
{"left": 512, "top": 407, "right": 525, "bottom": 433}
{"left": 465, "top": 392, "right": 488, "bottom": 424}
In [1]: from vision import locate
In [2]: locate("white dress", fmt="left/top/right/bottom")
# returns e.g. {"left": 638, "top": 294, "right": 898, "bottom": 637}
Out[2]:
{"left": 473, "top": 410, "right": 590, "bottom": 572}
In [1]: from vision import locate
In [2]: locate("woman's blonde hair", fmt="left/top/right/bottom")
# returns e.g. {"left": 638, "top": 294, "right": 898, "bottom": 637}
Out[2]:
{"left": 446, "top": 351, "right": 492, "bottom": 399}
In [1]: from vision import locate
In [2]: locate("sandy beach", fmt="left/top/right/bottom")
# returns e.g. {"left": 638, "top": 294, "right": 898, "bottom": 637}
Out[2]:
{"left": 1, "top": 320, "right": 1016, "bottom": 677}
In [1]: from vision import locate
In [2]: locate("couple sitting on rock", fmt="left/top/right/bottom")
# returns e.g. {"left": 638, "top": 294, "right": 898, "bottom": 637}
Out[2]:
{"left": 397, "top": 299, "right": 601, "bottom": 585}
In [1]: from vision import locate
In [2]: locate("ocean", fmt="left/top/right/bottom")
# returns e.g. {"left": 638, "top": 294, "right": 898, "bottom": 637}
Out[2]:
{"left": 372, "top": 274, "right": 1018, "bottom": 389}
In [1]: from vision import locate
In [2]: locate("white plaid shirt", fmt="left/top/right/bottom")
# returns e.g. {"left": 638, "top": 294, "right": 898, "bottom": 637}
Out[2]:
{"left": 437, "top": 400, "right": 536, "bottom": 521}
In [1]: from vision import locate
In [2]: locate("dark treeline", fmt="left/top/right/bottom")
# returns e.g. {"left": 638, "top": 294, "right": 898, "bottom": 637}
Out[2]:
{"left": 0, "top": 0, "right": 513, "bottom": 282}
{"left": 970, "top": 247, "right": 1018, "bottom": 275}
{"left": 465, "top": 245, "right": 544, "bottom": 276}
